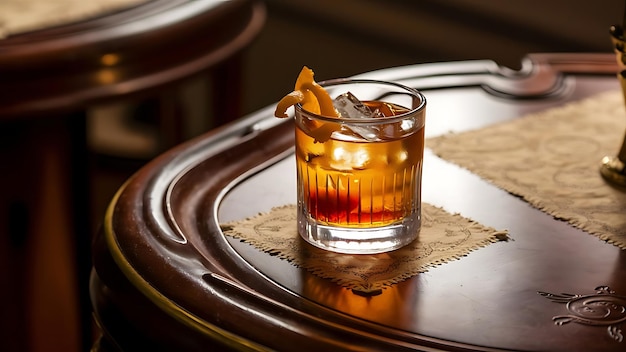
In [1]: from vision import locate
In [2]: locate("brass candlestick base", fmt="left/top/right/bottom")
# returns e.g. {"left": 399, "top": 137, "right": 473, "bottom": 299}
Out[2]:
{"left": 601, "top": 25, "right": 626, "bottom": 187}
{"left": 600, "top": 156, "right": 626, "bottom": 187}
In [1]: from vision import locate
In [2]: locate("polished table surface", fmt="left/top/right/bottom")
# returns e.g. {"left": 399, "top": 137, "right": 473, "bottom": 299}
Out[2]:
{"left": 92, "top": 53, "right": 626, "bottom": 351}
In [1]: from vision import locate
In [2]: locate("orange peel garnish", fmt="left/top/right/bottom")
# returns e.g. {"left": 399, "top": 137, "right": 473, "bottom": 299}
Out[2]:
{"left": 275, "top": 90, "right": 305, "bottom": 117}
{"left": 274, "top": 66, "right": 339, "bottom": 118}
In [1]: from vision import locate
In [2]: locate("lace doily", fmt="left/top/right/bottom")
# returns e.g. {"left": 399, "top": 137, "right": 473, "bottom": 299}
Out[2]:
{"left": 221, "top": 203, "right": 508, "bottom": 294}
{"left": 428, "top": 90, "right": 626, "bottom": 249}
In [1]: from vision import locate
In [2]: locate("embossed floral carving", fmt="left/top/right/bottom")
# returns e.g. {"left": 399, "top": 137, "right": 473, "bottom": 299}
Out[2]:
{"left": 538, "top": 286, "right": 626, "bottom": 342}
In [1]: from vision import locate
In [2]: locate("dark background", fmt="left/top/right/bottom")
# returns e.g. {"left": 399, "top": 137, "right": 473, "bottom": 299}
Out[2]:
{"left": 240, "top": 0, "right": 624, "bottom": 115}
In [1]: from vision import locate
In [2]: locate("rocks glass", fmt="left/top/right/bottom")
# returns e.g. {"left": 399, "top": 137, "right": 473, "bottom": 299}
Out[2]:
{"left": 294, "top": 79, "right": 426, "bottom": 254}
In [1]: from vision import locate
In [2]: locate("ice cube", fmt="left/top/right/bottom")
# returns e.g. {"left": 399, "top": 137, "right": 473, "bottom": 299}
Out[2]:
{"left": 333, "top": 92, "right": 382, "bottom": 119}
{"left": 329, "top": 145, "right": 371, "bottom": 170}
{"left": 344, "top": 125, "right": 381, "bottom": 141}
{"left": 333, "top": 92, "right": 383, "bottom": 141}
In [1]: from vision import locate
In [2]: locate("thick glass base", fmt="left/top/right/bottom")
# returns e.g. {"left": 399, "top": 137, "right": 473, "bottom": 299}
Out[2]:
{"left": 298, "top": 209, "right": 420, "bottom": 254}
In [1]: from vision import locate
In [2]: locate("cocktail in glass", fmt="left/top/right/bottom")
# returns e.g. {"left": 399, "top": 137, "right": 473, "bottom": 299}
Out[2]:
{"left": 294, "top": 79, "right": 426, "bottom": 254}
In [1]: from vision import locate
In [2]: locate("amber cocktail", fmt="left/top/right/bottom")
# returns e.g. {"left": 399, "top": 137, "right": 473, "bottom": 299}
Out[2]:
{"left": 294, "top": 79, "right": 426, "bottom": 254}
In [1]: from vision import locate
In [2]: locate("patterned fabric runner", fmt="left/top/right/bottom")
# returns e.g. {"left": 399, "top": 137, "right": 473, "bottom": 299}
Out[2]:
{"left": 0, "top": 0, "right": 150, "bottom": 38}
{"left": 428, "top": 90, "right": 626, "bottom": 249}
{"left": 222, "top": 204, "right": 508, "bottom": 294}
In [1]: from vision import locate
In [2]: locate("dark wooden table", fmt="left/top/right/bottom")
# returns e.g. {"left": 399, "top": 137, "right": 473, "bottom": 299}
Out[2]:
{"left": 91, "top": 53, "right": 626, "bottom": 351}
{"left": 0, "top": 1, "right": 265, "bottom": 351}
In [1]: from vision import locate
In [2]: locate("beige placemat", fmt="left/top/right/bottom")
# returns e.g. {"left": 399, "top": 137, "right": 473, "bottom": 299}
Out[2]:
{"left": 428, "top": 90, "right": 626, "bottom": 249}
{"left": 0, "top": 0, "right": 150, "bottom": 38}
{"left": 221, "top": 204, "right": 508, "bottom": 294}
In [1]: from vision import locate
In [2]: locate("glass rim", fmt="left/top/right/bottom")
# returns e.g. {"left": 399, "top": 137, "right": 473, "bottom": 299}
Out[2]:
{"left": 295, "top": 78, "right": 426, "bottom": 124}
